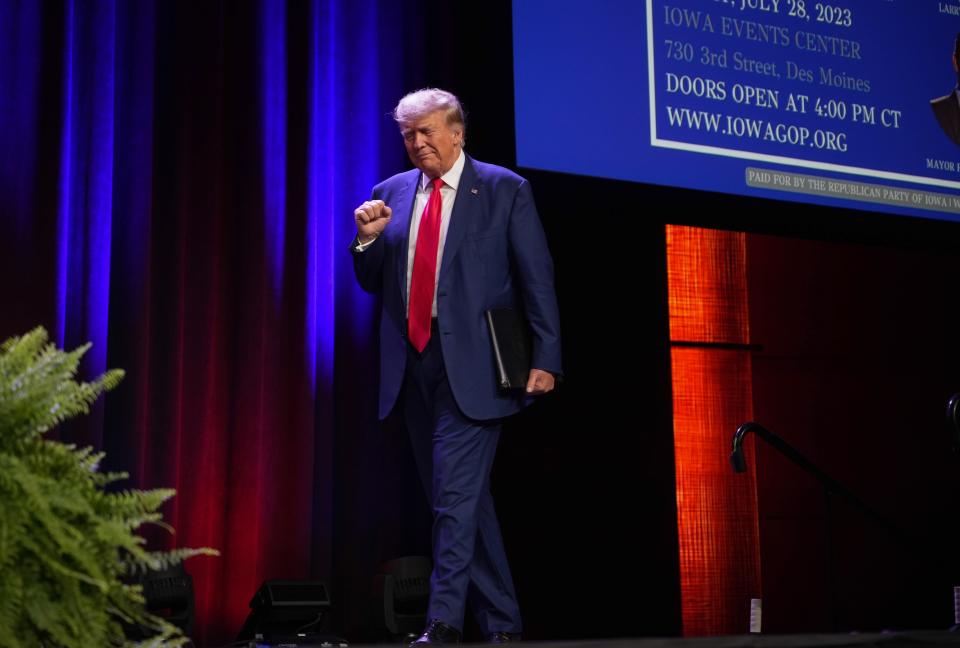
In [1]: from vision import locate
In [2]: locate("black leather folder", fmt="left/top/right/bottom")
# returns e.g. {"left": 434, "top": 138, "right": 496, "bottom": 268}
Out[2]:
{"left": 484, "top": 307, "right": 532, "bottom": 390}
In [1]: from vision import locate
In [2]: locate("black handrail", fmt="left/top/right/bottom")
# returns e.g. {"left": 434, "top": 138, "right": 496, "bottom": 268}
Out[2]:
{"left": 947, "top": 393, "right": 960, "bottom": 453}
{"left": 731, "top": 421, "right": 913, "bottom": 632}
{"left": 733, "top": 415, "right": 960, "bottom": 630}
{"left": 731, "top": 422, "right": 903, "bottom": 539}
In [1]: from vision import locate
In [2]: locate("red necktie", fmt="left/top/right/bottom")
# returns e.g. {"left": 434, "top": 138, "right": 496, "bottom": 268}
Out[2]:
{"left": 408, "top": 177, "right": 444, "bottom": 352}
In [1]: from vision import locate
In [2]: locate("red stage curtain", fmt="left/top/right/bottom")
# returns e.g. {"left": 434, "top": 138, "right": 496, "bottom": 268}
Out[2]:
{"left": 0, "top": 2, "right": 418, "bottom": 645}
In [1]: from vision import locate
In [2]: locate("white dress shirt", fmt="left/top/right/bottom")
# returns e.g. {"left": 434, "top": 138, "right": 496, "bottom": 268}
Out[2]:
{"left": 357, "top": 149, "right": 466, "bottom": 318}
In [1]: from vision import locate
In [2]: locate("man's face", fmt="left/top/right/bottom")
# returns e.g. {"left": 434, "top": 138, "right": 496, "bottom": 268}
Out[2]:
{"left": 401, "top": 110, "right": 463, "bottom": 179}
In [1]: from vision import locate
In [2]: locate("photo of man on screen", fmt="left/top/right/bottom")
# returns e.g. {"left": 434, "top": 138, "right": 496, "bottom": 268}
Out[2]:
{"left": 931, "top": 33, "right": 960, "bottom": 146}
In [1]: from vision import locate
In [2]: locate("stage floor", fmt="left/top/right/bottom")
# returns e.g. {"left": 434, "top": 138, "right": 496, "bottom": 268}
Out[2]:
{"left": 246, "top": 631, "right": 960, "bottom": 648}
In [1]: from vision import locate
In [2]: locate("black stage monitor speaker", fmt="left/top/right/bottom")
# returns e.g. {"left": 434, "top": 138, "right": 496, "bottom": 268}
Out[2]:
{"left": 237, "top": 580, "right": 334, "bottom": 643}
{"left": 125, "top": 563, "right": 196, "bottom": 645}
{"left": 370, "top": 556, "right": 431, "bottom": 641}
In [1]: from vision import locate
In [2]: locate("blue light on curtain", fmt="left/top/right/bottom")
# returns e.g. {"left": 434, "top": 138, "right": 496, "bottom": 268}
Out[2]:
{"left": 54, "top": 0, "right": 76, "bottom": 348}
{"left": 56, "top": 0, "right": 116, "bottom": 448}
{"left": 307, "top": 0, "right": 404, "bottom": 600}
{"left": 262, "top": 0, "right": 287, "bottom": 301}
{"left": 309, "top": 0, "right": 391, "bottom": 382}
{"left": 306, "top": 0, "right": 332, "bottom": 392}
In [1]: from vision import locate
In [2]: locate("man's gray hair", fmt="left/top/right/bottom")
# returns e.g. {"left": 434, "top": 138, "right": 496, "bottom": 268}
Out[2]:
{"left": 393, "top": 88, "right": 466, "bottom": 138}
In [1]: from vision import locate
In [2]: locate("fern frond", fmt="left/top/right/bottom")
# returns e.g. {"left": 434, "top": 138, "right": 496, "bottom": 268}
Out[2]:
{"left": 0, "top": 328, "right": 218, "bottom": 646}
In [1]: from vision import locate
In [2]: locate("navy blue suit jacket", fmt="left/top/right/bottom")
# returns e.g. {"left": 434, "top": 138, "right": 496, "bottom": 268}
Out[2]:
{"left": 352, "top": 155, "right": 562, "bottom": 421}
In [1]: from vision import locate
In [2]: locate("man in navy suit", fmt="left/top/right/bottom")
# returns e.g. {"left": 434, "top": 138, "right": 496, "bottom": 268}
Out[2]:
{"left": 932, "top": 33, "right": 960, "bottom": 147}
{"left": 351, "top": 88, "right": 562, "bottom": 644}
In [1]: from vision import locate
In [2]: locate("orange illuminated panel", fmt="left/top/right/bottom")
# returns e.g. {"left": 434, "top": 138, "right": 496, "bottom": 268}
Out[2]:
{"left": 666, "top": 225, "right": 762, "bottom": 636}
{"left": 667, "top": 226, "right": 750, "bottom": 345}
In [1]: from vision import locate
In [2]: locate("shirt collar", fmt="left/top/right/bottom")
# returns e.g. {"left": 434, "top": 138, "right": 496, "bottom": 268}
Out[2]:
{"left": 419, "top": 149, "right": 465, "bottom": 192}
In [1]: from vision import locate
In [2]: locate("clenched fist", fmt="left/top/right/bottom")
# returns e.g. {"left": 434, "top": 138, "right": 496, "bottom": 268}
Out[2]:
{"left": 355, "top": 200, "right": 393, "bottom": 244}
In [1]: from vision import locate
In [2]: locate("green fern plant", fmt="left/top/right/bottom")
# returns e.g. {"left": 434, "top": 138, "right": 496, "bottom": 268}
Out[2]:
{"left": 0, "top": 327, "right": 217, "bottom": 647}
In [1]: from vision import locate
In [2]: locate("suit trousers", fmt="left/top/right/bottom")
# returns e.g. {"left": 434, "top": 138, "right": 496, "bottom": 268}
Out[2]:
{"left": 402, "top": 320, "right": 522, "bottom": 635}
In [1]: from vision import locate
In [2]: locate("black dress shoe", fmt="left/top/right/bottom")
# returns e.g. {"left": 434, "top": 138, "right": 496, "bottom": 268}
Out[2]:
{"left": 409, "top": 619, "right": 462, "bottom": 646}
{"left": 487, "top": 631, "right": 522, "bottom": 643}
